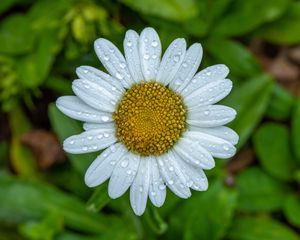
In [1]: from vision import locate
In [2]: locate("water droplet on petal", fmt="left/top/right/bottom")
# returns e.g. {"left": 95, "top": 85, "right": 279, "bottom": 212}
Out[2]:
{"left": 223, "top": 145, "right": 230, "bottom": 151}
{"left": 173, "top": 54, "right": 180, "bottom": 62}
{"left": 151, "top": 40, "right": 158, "bottom": 47}
{"left": 82, "top": 146, "right": 88, "bottom": 151}
{"left": 168, "top": 180, "right": 174, "bottom": 185}
{"left": 101, "top": 116, "right": 110, "bottom": 122}
{"left": 120, "top": 63, "right": 126, "bottom": 69}
{"left": 204, "top": 110, "right": 210, "bottom": 116}
{"left": 69, "top": 140, "right": 74, "bottom": 145}
{"left": 144, "top": 54, "right": 150, "bottom": 60}
{"left": 104, "top": 133, "right": 110, "bottom": 138}
{"left": 121, "top": 159, "right": 129, "bottom": 168}
{"left": 116, "top": 72, "right": 123, "bottom": 80}
{"left": 159, "top": 184, "right": 166, "bottom": 190}
{"left": 127, "top": 40, "right": 132, "bottom": 47}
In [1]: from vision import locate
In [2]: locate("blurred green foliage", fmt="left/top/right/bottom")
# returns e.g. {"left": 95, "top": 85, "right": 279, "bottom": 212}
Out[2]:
{"left": 1, "top": 0, "right": 300, "bottom": 239}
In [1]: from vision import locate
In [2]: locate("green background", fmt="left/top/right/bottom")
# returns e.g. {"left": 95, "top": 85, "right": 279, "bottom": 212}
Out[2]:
{"left": 1, "top": 0, "right": 300, "bottom": 239}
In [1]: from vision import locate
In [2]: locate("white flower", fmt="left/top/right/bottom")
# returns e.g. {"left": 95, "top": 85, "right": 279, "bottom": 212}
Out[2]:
{"left": 56, "top": 27, "right": 238, "bottom": 216}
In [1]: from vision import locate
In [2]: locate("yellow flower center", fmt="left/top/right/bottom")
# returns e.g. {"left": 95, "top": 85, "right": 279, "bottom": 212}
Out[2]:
{"left": 113, "top": 81, "right": 187, "bottom": 156}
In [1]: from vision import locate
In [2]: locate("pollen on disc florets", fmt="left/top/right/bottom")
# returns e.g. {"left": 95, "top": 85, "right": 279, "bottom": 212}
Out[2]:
{"left": 113, "top": 81, "right": 187, "bottom": 156}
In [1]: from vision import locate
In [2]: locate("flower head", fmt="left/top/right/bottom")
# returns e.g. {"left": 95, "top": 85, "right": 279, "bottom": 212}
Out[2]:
{"left": 56, "top": 27, "right": 238, "bottom": 215}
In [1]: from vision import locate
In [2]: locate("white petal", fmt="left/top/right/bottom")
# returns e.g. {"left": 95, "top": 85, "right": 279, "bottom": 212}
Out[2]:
{"left": 174, "top": 135, "right": 215, "bottom": 169}
{"left": 172, "top": 150, "right": 208, "bottom": 191}
{"left": 148, "top": 157, "right": 166, "bottom": 207}
{"left": 56, "top": 96, "right": 113, "bottom": 123}
{"left": 189, "top": 126, "right": 239, "bottom": 145}
{"left": 83, "top": 122, "right": 114, "bottom": 131}
{"left": 187, "top": 105, "right": 237, "bottom": 127}
{"left": 157, "top": 152, "right": 191, "bottom": 199}
{"left": 76, "top": 66, "right": 124, "bottom": 93}
{"left": 182, "top": 64, "right": 229, "bottom": 96}
{"left": 94, "top": 38, "right": 133, "bottom": 88}
{"left": 130, "top": 157, "right": 151, "bottom": 216}
{"left": 72, "top": 79, "right": 117, "bottom": 112}
{"left": 185, "top": 79, "right": 232, "bottom": 108}
{"left": 63, "top": 128, "right": 116, "bottom": 154}
{"left": 169, "top": 43, "right": 202, "bottom": 91}
{"left": 187, "top": 131, "right": 236, "bottom": 159}
{"left": 124, "top": 30, "right": 144, "bottom": 83}
{"left": 156, "top": 38, "right": 186, "bottom": 85}
{"left": 108, "top": 152, "right": 140, "bottom": 199}
{"left": 139, "top": 27, "right": 161, "bottom": 81}
{"left": 84, "top": 143, "right": 126, "bottom": 187}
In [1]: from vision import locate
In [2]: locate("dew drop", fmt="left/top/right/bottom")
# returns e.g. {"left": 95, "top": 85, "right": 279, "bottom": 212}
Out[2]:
{"left": 104, "top": 133, "right": 110, "bottom": 138}
{"left": 119, "top": 63, "right": 126, "bottom": 69}
{"left": 143, "top": 54, "right": 150, "bottom": 60}
{"left": 110, "top": 161, "right": 116, "bottom": 165}
{"left": 139, "top": 186, "right": 143, "bottom": 192}
{"left": 69, "top": 140, "right": 74, "bottom": 145}
{"left": 182, "top": 62, "right": 188, "bottom": 68}
{"left": 159, "top": 184, "right": 166, "bottom": 190}
{"left": 173, "top": 54, "right": 180, "bottom": 62}
{"left": 121, "top": 159, "right": 129, "bottom": 168}
{"left": 103, "top": 55, "right": 109, "bottom": 61}
{"left": 169, "top": 166, "right": 174, "bottom": 172}
{"left": 168, "top": 180, "right": 174, "bottom": 185}
{"left": 82, "top": 146, "right": 88, "bottom": 151}
{"left": 97, "top": 134, "right": 103, "bottom": 139}
{"left": 204, "top": 110, "right": 210, "bottom": 116}
{"left": 223, "top": 145, "right": 230, "bottom": 151}
{"left": 151, "top": 40, "right": 158, "bottom": 47}
{"left": 116, "top": 72, "right": 124, "bottom": 80}
{"left": 87, "top": 136, "right": 93, "bottom": 140}
{"left": 127, "top": 40, "right": 132, "bottom": 47}
{"left": 110, "top": 145, "right": 116, "bottom": 152}
{"left": 83, "top": 69, "right": 88, "bottom": 73}
{"left": 101, "top": 116, "right": 110, "bottom": 122}
{"left": 151, "top": 191, "right": 156, "bottom": 196}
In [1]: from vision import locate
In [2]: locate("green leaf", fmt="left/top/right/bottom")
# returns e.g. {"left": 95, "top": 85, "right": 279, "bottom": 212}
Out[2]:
{"left": 86, "top": 185, "right": 110, "bottom": 213}
{"left": 222, "top": 74, "right": 274, "bottom": 148}
{"left": 120, "top": 0, "right": 199, "bottom": 22}
{"left": 236, "top": 167, "right": 289, "bottom": 212}
{"left": 17, "top": 28, "right": 64, "bottom": 88}
{"left": 168, "top": 180, "right": 237, "bottom": 240}
{"left": 292, "top": 99, "right": 300, "bottom": 162}
{"left": 284, "top": 194, "right": 300, "bottom": 227}
{"left": 255, "top": 2, "right": 300, "bottom": 44}
{"left": 253, "top": 123, "right": 297, "bottom": 181}
{"left": 212, "top": 0, "right": 291, "bottom": 36}
{"left": 9, "top": 106, "right": 38, "bottom": 178}
{"left": 228, "top": 216, "right": 300, "bottom": 240}
{"left": 265, "top": 83, "right": 294, "bottom": 120}
{"left": 205, "top": 39, "right": 261, "bottom": 78}
{"left": 0, "top": 173, "right": 109, "bottom": 234}
{"left": 0, "top": 0, "right": 19, "bottom": 14}
{"left": 0, "top": 14, "right": 35, "bottom": 55}
{"left": 48, "top": 103, "right": 97, "bottom": 175}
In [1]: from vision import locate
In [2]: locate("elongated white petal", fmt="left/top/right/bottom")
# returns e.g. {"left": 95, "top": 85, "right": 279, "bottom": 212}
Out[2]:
{"left": 148, "top": 157, "right": 166, "bottom": 207}
{"left": 63, "top": 128, "right": 116, "bottom": 154}
{"left": 169, "top": 43, "right": 202, "bottom": 91}
{"left": 76, "top": 66, "right": 124, "bottom": 93}
{"left": 157, "top": 152, "right": 191, "bottom": 199}
{"left": 72, "top": 79, "right": 117, "bottom": 112}
{"left": 156, "top": 38, "right": 186, "bottom": 85}
{"left": 124, "top": 30, "right": 143, "bottom": 83}
{"left": 189, "top": 126, "right": 239, "bottom": 145}
{"left": 94, "top": 38, "right": 133, "bottom": 88}
{"left": 139, "top": 27, "right": 161, "bottom": 80}
{"left": 174, "top": 135, "right": 215, "bottom": 169}
{"left": 108, "top": 152, "right": 140, "bottom": 199}
{"left": 83, "top": 122, "right": 114, "bottom": 131}
{"left": 130, "top": 157, "right": 151, "bottom": 216}
{"left": 182, "top": 64, "right": 229, "bottom": 96}
{"left": 185, "top": 79, "right": 232, "bottom": 108}
{"left": 172, "top": 150, "right": 208, "bottom": 191}
{"left": 56, "top": 96, "right": 113, "bottom": 123}
{"left": 188, "top": 131, "right": 236, "bottom": 159}
{"left": 187, "top": 105, "right": 237, "bottom": 127}
{"left": 84, "top": 143, "right": 126, "bottom": 187}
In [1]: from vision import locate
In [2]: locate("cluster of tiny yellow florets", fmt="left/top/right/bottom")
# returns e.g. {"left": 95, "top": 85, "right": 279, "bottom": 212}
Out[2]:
{"left": 113, "top": 81, "right": 187, "bottom": 156}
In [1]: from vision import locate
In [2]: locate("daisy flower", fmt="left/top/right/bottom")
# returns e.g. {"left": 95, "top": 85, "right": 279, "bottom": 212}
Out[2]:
{"left": 56, "top": 27, "right": 238, "bottom": 216}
